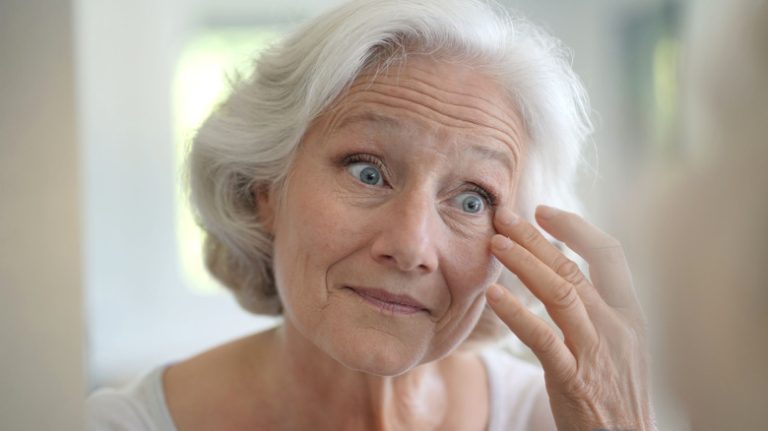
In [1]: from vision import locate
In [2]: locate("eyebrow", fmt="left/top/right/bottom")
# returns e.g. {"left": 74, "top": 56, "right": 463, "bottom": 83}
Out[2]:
{"left": 335, "top": 111, "right": 516, "bottom": 172}
{"left": 466, "top": 144, "right": 515, "bottom": 173}
{"left": 334, "top": 111, "right": 401, "bottom": 132}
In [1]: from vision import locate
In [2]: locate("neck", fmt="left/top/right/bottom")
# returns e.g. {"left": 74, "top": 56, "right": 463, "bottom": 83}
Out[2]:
{"left": 257, "top": 320, "right": 449, "bottom": 431}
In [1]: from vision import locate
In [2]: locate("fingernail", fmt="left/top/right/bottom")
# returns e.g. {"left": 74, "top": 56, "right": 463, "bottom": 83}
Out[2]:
{"left": 496, "top": 208, "right": 519, "bottom": 225}
{"left": 486, "top": 284, "right": 505, "bottom": 302}
{"left": 491, "top": 234, "right": 513, "bottom": 250}
{"left": 537, "top": 205, "right": 559, "bottom": 220}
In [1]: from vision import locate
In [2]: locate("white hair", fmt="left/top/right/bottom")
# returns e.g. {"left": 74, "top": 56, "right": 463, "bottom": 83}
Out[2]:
{"left": 188, "top": 0, "right": 593, "bottom": 343}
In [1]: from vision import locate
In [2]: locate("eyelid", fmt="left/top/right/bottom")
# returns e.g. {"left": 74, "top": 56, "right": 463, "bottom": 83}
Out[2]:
{"left": 465, "top": 183, "right": 499, "bottom": 209}
{"left": 342, "top": 153, "right": 383, "bottom": 168}
{"left": 342, "top": 153, "right": 390, "bottom": 186}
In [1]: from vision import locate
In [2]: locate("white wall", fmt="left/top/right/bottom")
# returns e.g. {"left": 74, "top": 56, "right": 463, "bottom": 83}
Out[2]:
{"left": 0, "top": 1, "right": 85, "bottom": 429}
{"left": 75, "top": 0, "right": 283, "bottom": 387}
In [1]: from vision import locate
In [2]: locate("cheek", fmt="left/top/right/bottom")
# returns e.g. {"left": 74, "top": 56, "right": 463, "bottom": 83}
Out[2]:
{"left": 271, "top": 176, "right": 362, "bottom": 300}
{"left": 427, "top": 241, "right": 500, "bottom": 356}
{"left": 439, "top": 236, "right": 500, "bottom": 327}
{"left": 285, "top": 188, "right": 364, "bottom": 256}
{"left": 447, "top": 229, "right": 501, "bottom": 291}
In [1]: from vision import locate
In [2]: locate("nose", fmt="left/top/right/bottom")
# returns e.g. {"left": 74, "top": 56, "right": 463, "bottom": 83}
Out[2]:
{"left": 370, "top": 192, "right": 439, "bottom": 274}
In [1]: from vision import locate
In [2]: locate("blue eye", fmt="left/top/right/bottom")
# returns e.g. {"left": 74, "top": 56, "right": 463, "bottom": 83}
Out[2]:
{"left": 347, "top": 163, "right": 383, "bottom": 186}
{"left": 455, "top": 192, "right": 485, "bottom": 214}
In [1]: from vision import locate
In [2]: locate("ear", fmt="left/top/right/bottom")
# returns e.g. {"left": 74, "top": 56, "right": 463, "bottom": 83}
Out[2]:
{"left": 253, "top": 184, "right": 276, "bottom": 234}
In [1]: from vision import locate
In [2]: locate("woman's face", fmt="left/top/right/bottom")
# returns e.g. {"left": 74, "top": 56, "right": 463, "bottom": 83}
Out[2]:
{"left": 264, "top": 56, "right": 527, "bottom": 375}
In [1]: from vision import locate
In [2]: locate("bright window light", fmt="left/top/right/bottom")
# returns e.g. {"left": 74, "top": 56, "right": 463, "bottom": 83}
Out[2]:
{"left": 173, "top": 28, "right": 280, "bottom": 294}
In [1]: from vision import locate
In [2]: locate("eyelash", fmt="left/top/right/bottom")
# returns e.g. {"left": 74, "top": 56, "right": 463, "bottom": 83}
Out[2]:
{"left": 465, "top": 183, "right": 499, "bottom": 209}
{"left": 341, "top": 152, "right": 500, "bottom": 209}
{"left": 342, "top": 153, "right": 390, "bottom": 186}
{"left": 343, "top": 153, "right": 386, "bottom": 172}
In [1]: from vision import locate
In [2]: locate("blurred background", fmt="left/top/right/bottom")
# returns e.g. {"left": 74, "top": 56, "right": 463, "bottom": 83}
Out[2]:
{"left": 0, "top": 0, "right": 742, "bottom": 429}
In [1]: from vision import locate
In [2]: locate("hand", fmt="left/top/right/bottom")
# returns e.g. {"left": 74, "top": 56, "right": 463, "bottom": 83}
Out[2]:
{"left": 485, "top": 205, "right": 654, "bottom": 431}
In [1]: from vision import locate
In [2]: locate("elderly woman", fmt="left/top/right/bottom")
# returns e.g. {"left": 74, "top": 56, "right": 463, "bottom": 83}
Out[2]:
{"left": 88, "top": 0, "right": 653, "bottom": 430}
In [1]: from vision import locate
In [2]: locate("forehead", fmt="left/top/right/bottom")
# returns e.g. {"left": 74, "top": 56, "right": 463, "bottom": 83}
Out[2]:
{"left": 320, "top": 55, "right": 527, "bottom": 161}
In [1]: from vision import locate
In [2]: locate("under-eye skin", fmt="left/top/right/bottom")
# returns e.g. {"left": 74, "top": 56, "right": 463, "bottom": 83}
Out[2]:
{"left": 343, "top": 153, "right": 387, "bottom": 187}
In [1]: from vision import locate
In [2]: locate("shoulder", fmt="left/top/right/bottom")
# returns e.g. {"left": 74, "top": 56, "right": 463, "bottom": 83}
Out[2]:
{"left": 86, "top": 366, "right": 174, "bottom": 431}
{"left": 437, "top": 351, "right": 490, "bottom": 431}
{"left": 86, "top": 330, "right": 276, "bottom": 431}
{"left": 478, "top": 346, "right": 557, "bottom": 431}
{"left": 162, "top": 331, "right": 277, "bottom": 430}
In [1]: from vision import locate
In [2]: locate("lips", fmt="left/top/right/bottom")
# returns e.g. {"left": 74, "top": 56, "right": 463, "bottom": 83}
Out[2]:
{"left": 347, "top": 286, "right": 428, "bottom": 313}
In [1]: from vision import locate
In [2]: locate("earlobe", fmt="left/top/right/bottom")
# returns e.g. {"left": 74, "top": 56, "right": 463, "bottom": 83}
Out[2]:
{"left": 254, "top": 184, "right": 276, "bottom": 234}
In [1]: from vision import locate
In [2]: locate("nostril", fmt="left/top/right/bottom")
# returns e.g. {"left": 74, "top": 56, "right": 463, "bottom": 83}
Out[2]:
{"left": 370, "top": 226, "right": 438, "bottom": 273}
{"left": 375, "top": 254, "right": 398, "bottom": 267}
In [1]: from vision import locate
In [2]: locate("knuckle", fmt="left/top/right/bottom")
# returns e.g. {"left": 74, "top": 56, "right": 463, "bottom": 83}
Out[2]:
{"left": 534, "top": 327, "right": 560, "bottom": 355}
{"left": 553, "top": 257, "right": 584, "bottom": 285}
{"left": 588, "top": 236, "right": 626, "bottom": 262}
{"left": 551, "top": 281, "right": 579, "bottom": 311}
{"left": 520, "top": 223, "right": 544, "bottom": 246}
{"left": 517, "top": 247, "right": 537, "bottom": 267}
{"left": 623, "top": 325, "right": 646, "bottom": 350}
{"left": 632, "top": 310, "right": 650, "bottom": 333}
{"left": 558, "top": 366, "right": 580, "bottom": 387}
{"left": 598, "top": 235, "right": 623, "bottom": 252}
{"left": 503, "top": 298, "right": 525, "bottom": 321}
{"left": 563, "top": 374, "right": 591, "bottom": 398}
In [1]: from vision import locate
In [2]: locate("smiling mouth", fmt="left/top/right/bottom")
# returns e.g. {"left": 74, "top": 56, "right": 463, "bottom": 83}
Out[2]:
{"left": 345, "top": 286, "right": 428, "bottom": 315}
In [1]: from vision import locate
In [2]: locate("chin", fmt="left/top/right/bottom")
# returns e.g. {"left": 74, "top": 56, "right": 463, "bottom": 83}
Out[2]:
{"left": 322, "top": 328, "right": 430, "bottom": 376}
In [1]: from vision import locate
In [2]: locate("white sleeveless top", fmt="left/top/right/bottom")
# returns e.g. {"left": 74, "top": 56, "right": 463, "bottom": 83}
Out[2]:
{"left": 86, "top": 347, "right": 557, "bottom": 431}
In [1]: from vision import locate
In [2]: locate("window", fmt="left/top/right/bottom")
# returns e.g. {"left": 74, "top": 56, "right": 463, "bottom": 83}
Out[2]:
{"left": 85, "top": 26, "right": 283, "bottom": 387}
{"left": 173, "top": 27, "right": 280, "bottom": 294}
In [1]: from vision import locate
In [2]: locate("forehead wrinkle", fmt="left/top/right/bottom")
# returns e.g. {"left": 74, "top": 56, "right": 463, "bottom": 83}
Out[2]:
{"left": 352, "top": 66, "right": 524, "bottom": 140}
{"left": 348, "top": 79, "right": 520, "bottom": 139}
{"left": 357, "top": 58, "right": 503, "bottom": 107}
{"left": 332, "top": 111, "right": 402, "bottom": 135}
{"left": 347, "top": 81, "right": 525, "bottom": 155}
{"left": 340, "top": 91, "right": 523, "bottom": 168}
{"left": 316, "top": 100, "right": 391, "bottom": 146}
{"left": 325, "top": 106, "right": 517, "bottom": 168}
